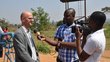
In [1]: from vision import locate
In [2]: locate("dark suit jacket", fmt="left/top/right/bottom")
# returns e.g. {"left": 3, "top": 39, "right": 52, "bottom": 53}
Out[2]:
{"left": 13, "top": 27, "right": 39, "bottom": 62}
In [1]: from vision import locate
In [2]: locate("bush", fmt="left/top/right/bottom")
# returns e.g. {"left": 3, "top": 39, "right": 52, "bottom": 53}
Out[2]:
{"left": 104, "top": 23, "right": 110, "bottom": 38}
{"left": 33, "top": 31, "right": 55, "bottom": 54}
{"left": 104, "top": 23, "right": 110, "bottom": 50}
{"left": 36, "top": 41, "right": 51, "bottom": 53}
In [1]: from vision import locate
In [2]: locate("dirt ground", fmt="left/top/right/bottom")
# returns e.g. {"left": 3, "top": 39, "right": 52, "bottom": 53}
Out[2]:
{"left": 0, "top": 50, "right": 110, "bottom": 62}
{"left": 39, "top": 50, "right": 110, "bottom": 62}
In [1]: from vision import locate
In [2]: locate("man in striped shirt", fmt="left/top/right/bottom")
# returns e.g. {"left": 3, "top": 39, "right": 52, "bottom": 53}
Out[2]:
{"left": 54, "top": 8, "right": 79, "bottom": 62}
{"left": 37, "top": 8, "right": 79, "bottom": 62}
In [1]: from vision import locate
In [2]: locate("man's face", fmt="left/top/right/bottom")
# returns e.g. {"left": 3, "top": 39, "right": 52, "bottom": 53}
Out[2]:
{"left": 88, "top": 18, "right": 96, "bottom": 31}
{"left": 22, "top": 12, "right": 34, "bottom": 27}
{"left": 64, "top": 11, "right": 74, "bottom": 26}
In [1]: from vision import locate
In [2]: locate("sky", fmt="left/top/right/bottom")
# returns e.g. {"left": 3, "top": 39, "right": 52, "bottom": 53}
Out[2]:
{"left": 0, "top": 0, "right": 110, "bottom": 24}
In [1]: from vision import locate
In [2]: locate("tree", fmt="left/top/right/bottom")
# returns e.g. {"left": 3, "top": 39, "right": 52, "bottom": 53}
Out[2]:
{"left": 31, "top": 7, "right": 50, "bottom": 31}
{"left": 56, "top": 20, "right": 63, "bottom": 27}
{"left": 101, "top": 7, "right": 110, "bottom": 13}
{"left": 0, "top": 18, "right": 8, "bottom": 28}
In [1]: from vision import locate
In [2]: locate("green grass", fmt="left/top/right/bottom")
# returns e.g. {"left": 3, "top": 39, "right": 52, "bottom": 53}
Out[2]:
{"left": 106, "top": 38, "right": 110, "bottom": 50}
{"left": 104, "top": 23, "right": 110, "bottom": 50}
{"left": 40, "top": 31, "right": 55, "bottom": 38}
{"left": 33, "top": 31, "right": 55, "bottom": 54}
{"left": 36, "top": 41, "right": 51, "bottom": 53}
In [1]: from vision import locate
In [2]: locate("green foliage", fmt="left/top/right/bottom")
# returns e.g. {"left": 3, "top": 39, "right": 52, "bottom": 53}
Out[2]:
{"left": 40, "top": 31, "right": 55, "bottom": 38}
{"left": 31, "top": 7, "right": 51, "bottom": 31}
{"left": 104, "top": 23, "right": 110, "bottom": 50}
{"left": 33, "top": 30, "right": 56, "bottom": 54}
{"left": 56, "top": 20, "right": 63, "bottom": 27}
{"left": 36, "top": 41, "right": 51, "bottom": 53}
{"left": 0, "top": 18, "right": 8, "bottom": 28}
{"left": 104, "top": 23, "right": 110, "bottom": 38}
{"left": 106, "top": 38, "right": 110, "bottom": 50}
{"left": 101, "top": 6, "right": 110, "bottom": 13}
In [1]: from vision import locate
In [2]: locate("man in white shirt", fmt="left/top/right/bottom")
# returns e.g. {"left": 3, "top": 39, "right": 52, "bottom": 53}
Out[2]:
{"left": 75, "top": 11, "right": 106, "bottom": 62}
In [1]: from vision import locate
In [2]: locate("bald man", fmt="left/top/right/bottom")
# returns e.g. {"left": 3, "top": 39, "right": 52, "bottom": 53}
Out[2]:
{"left": 13, "top": 11, "right": 40, "bottom": 62}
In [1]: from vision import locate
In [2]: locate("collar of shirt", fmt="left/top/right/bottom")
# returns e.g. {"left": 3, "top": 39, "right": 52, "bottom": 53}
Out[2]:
{"left": 22, "top": 26, "right": 31, "bottom": 33}
{"left": 22, "top": 26, "right": 32, "bottom": 39}
{"left": 65, "top": 23, "right": 75, "bottom": 28}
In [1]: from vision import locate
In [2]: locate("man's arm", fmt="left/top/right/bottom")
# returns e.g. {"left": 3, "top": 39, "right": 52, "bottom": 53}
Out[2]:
{"left": 76, "top": 37, "right": 90, "bottom": 61}
{"left": 75, "top": 27, "right": 90, "bottom": 61}
{"left": 38, "top": 35, "right": 77, "bottom": 49}
{"left": 13, "top": 33, "right": 35, "bottom": 62}
{"left": 46, "top": 37, "right": 77, "bottom": 48}
{"left": 58, "top": 41, "right": 77, "bottom": 49}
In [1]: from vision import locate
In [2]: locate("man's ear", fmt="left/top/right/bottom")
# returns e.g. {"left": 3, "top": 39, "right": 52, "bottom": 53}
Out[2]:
{"left": 21, "top": 18, "right": 25, "bottom": 23}
{"left": 92, "top": 20, "right": 96, "bottom": 26}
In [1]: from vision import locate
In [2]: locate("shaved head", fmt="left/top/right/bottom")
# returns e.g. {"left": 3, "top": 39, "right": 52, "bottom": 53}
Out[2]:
{"left": 20, "top": 11, "right": 32, "bottom": 20}
{"left": 20, "top": 11, "right": 33, "bottom": 28}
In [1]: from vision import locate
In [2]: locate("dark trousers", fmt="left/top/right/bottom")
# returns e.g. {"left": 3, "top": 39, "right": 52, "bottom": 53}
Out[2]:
{"left": 56, "top": 57, "right": 62, "bottom": 62}
{"left": 0, "top": 45, "right": 3, "bottom": 57}
{"left": 56, "top": 56, "right": 79, "bottom": 62}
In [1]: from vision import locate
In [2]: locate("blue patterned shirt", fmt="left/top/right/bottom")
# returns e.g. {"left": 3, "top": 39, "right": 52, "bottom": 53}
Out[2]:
{"left": 55, "top": 24, "right": 79, "bottom": 62}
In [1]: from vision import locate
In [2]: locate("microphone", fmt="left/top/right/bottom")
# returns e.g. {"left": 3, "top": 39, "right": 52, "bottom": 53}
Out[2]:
{"left": 33, "top": 29, "right": 40, "bottom": 35}
{"left": 33, "top": 29, "right": 45, "bottom": 41}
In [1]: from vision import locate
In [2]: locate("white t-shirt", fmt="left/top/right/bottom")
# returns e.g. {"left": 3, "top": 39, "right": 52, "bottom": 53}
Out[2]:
{"left": 83, "top": 29, "right": 106, "bottom": 62}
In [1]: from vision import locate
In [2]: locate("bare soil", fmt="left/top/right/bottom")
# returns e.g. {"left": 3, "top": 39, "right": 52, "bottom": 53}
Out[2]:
{"left": 39, "top": 50, "right": 110, "bottom": 62}
{"left": 0, "top": 50, "right": 110, "bottom": 62}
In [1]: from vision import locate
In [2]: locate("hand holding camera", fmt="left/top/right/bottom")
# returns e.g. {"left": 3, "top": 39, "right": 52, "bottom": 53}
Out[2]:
{"left": 75, "top": 26, "right": 83, "bottom": 39}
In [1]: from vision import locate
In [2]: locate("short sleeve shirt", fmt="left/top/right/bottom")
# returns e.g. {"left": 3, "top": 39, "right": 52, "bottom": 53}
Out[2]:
{"left": 54, "top": 24, "right": 79, "bottom": 62}
{"left": 83, "top": 29, "right": 106, "bottom": 62}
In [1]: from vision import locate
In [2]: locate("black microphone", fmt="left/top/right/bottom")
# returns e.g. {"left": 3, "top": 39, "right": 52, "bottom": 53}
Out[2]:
{"left": 33, "top": 29, "right": 45, "bottom": 41}
{"left": 33, "top": 29, "right": 40, "bottom": 35}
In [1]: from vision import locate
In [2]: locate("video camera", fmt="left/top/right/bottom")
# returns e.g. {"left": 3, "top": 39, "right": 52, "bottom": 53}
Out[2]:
{"left": 71, "top": 19, "right": 91, "bottom": 35}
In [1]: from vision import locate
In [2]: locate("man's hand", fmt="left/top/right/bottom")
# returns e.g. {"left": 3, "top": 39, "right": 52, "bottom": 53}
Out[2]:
{"left": 37, "top": 35, "right": 46, "bottom": 41}
{"left": 75, "top": 27, "right": 83, "bottom": 39}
